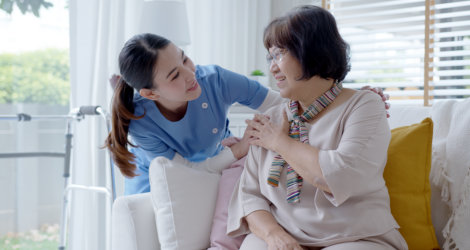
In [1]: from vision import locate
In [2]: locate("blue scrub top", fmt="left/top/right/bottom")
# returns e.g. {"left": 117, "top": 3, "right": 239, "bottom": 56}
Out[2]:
{"left": 124, "top": 65, "right": 268, "bottom": 195}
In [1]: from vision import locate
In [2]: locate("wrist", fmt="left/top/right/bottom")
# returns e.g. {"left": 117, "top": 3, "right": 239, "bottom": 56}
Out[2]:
{"left": 229, "top": 141, "right": 247, "bottom": 159}
{"left": 229, "top": 144, "right": 239, "bottom": 159}
{"left": 264, "top": 227, "right": 286, "bottom": 241}
{"left": 272, "top": 133, "right": 290, "bottom": 153}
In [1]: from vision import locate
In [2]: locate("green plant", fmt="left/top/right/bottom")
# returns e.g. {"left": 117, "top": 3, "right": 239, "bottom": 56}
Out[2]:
{"left": 250, "top": 69, "right": 265, "bottom": 76}
{"left": 0, "top": 0, "right": 53, "bottom": 17}
{"left": 0, "top": 48, "right": 70, "bottom": 105}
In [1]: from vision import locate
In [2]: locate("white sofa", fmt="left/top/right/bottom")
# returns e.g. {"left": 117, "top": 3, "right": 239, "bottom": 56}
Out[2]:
{"left": 111, "top": 104, "right": 453, "bottom": 250}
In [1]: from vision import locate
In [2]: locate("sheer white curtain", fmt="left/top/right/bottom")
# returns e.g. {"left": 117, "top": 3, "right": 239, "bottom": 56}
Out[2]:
{"left": 184, "top": 0, "right": 322, "bottom": 81}
{"left": 186, "top": 0, "right": 271, "bottom": 77}
{"left": 68, "top": 0, "right": 136, "bottom": 249}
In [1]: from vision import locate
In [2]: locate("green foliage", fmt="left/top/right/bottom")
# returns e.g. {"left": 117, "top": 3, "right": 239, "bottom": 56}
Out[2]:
{"left": 0, "top": 0, "right": 53, "bottom": 17}
{"left": 0, "top": 49, "right": 70, "bottom": 105}
{"left": 0, "top": 224, "right": 59, "bottom": 250}
{"left": 250, "top": 69, "right": 265, "bottom": 76}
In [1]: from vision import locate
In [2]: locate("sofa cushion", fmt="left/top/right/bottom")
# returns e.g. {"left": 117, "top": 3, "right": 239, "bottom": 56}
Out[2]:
{"left": 149, "top": 157, "right": 220, "bottom": 250}
{"left": 209, "top": 163, "right": 245, "bottom": 250}
{"left": 384, "top": 118, "right": 439, "bottom": 250}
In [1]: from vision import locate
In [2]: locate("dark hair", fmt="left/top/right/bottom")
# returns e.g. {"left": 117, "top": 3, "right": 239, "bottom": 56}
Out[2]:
{"left": 263, "top": 5, "right": 350, "bottom": 82}
{"left": 105, "top": 33, "right": 170, "bottom": 177}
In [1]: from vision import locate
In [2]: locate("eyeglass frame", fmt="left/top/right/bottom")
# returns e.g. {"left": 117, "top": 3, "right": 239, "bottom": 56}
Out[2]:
{"left": 266, "top": 48, "right": 288, "bottom": 65}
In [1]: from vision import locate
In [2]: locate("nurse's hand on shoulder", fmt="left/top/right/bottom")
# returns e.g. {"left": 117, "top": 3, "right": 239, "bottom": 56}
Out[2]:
{"left": 265, "top": 228, "right": 303, "bottom": 250}
{"left": 109, "top": 74, "right": 120, "bottom": 90}
{"left": 361, "top": 85, "right": 391, "bottom": 118}
{"left": 229, "top": 125, "right": 256, "bottom": 159}
{"left": 246, "top": 111, "right": 290, "bottom": 152}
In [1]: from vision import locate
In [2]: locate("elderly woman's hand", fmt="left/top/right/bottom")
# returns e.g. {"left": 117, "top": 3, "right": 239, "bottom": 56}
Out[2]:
{"left": 265, "top": 228, "right": 304, "bottom": 250}
{"left": 245, "top": 111, "right": 290, "bottom": 152}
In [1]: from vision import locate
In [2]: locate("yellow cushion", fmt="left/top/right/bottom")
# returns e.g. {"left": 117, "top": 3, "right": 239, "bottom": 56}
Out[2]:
{"left": 384, "top": 118, "right": 440, "bottom": 250}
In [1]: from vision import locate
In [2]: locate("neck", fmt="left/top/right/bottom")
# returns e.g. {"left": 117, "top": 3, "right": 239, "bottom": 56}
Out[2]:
{"left": 297, "top": 76, "right": 335, "bottom": 111}
{"left": 155, "top": 100, "right": 188, "bottom": 121}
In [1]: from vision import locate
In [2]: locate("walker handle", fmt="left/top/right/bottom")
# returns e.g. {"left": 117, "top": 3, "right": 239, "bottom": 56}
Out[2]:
{"left": 79, "top": 106, "right": 101, "bottom": 115}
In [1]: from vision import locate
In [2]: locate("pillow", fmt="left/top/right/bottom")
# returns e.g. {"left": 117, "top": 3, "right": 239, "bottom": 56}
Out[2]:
{"left": 208, "top": 160, "right": 245, "bottom": 250}
{"left": 149, "top": 157, "right": 220, "bottom": 250}
{"left": 384, "top": 118, "right": 440, "bottom": 250}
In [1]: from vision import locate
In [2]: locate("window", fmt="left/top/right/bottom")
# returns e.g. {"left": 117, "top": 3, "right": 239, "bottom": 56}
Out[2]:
{"left": 0, "top": 0, "right": 69, "bottom": 248}
{"left": 324, "top": 0, "right": 470, "bottom": 105}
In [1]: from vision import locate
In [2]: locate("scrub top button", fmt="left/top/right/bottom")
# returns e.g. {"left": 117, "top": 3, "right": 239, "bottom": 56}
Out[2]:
{"left": 202, "top": 103, "right": 208, "bottom": 109}
{"left": 212, "top": 128, "right": 218, "bottom": 134}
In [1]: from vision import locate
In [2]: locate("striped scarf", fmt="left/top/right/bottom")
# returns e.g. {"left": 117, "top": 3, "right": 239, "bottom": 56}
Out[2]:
{"left": 268, "top": 82, "right": 343, "bottom": 203}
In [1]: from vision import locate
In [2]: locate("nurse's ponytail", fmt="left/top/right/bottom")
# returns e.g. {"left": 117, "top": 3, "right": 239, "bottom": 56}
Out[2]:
{"left": 105, "top": 78, "right": 143, "bottom": 177}
{"left": 105, "top": 33, "right": 170, "bottom": 177}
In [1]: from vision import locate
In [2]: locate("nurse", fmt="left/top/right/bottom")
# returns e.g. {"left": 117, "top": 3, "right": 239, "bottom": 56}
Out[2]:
{"left": 105, "top": 33, "right": 282, "bottom": 194}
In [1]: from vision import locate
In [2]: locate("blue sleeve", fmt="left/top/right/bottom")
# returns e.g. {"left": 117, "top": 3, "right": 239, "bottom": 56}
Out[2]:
{"left": 129, "top": 123, "right": 176, "bottom": 163}
{"left": 214, "top": 65, "right": 268, "bottom": 109}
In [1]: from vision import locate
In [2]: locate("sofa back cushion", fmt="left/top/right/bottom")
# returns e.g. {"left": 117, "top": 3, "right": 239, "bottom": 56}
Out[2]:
{"left": 388, "top": 105, "right": 431, "bottom": 129}
{"left": 384, "top": 118, "right": 440, "bottom": 250}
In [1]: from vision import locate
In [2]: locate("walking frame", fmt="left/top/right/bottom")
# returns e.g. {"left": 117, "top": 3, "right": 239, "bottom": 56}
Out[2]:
{"left": 0, "top": 105, "right": 116, "bottom": 250}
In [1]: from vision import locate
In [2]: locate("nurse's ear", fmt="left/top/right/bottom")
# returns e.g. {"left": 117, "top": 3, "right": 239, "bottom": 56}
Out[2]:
{"left": 139, "top": 88, "right": 160, "bottom": 101}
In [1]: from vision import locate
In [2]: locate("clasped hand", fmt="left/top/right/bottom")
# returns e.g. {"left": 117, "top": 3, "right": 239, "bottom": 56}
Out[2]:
{"left": 245, "top": 111, "right": 290, "bottom": 152}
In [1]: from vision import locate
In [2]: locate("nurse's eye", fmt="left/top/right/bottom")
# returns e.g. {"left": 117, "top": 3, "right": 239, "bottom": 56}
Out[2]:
{"left": 172, "top": 72, "right": 179, "bottom": 81}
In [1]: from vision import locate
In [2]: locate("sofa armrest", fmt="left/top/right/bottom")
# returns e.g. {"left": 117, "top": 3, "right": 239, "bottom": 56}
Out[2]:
{"left": 112, "top": 193, "right": 160, "bottom": 250}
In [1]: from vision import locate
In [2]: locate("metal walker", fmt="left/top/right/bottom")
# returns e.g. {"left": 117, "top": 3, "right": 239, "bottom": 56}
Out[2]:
{"left": 0, "top": 105, "right": 116, "bottom": 250}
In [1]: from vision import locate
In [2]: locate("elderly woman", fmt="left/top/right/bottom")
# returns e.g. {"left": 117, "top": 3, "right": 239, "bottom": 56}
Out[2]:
{"left": 227, "top": 5, "right": 408, "bottom": 250}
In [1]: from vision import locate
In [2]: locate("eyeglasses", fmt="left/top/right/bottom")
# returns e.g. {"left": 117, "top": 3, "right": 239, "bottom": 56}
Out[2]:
{"left": 266, "top": 49, "right": 288, "bottom": 65}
